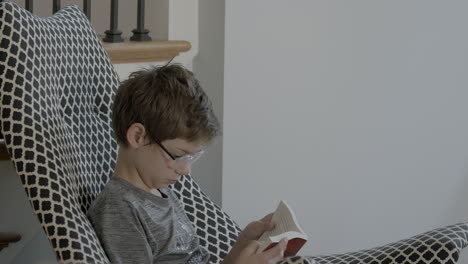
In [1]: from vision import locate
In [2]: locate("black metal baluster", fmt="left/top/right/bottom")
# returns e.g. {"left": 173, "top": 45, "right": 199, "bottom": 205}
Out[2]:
{"left": 83, "top": 0, "right": 91, "bottom": 20}
{"left": 103, "top": 0, "right": 124, "bottom": 43}
{"left": 130, "top": 0, "right": 151, "bottom": 41}
{"left": 25, "top": 0, "right": 33, "bottom": 12}
{"left": 52, "top": 0, "right": 60, "bottom": 13}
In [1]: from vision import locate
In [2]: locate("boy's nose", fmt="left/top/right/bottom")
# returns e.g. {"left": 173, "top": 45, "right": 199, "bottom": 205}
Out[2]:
{"left": 175, "top": 164, "right": 191, "bottom": 176}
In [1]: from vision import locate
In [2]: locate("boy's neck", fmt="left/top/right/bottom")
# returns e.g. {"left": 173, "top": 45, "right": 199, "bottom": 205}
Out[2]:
{"left": 114, "top": 145, "right": 152, "bottom": 193}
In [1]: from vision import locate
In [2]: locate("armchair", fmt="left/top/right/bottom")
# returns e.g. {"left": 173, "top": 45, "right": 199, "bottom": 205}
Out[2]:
{"left": 0, "top": 2, "right": 467, "bottom": 263}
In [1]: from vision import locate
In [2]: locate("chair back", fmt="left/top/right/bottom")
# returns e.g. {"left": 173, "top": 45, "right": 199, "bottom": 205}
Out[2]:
{"left": 0, "top": 3, "right": 240, "bottom": 263}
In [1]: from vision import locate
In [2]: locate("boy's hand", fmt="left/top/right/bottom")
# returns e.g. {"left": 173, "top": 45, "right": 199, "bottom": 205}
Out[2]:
{"left": 228, "top": 238, "right": 288, "bottom": 264}
{"left": 222, "top": 213, "right": 276, "bottom": 264}
{"left": 238, "top": 213, "right": 275, "bottom": 245}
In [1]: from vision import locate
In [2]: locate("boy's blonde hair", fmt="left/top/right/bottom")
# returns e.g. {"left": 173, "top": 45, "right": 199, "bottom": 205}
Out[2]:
{"left": 111, "top": 64, "right": 220, "bottom": 146}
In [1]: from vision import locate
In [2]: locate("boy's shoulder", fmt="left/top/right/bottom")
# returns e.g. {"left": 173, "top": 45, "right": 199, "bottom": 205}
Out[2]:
{"left": 87, "top": 177, "right": 142, "bottom": 215}
{"left": 87, "top": 177, "right": 179, "bottom": 216}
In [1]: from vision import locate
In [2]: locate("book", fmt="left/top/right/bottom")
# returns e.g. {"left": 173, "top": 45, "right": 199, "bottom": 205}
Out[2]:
{"left": 256, "top": 200, "right": 308, "bottom": 257}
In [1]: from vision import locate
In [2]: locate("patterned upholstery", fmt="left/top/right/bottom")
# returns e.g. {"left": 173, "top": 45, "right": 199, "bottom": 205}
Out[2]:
{"left": 308, "top": 223, "right": 468, "bottom": 264}
{"left": 0, "top": 3, "right": 117, "bottom": 263}
{"left": 0, "top": 3, "right": 241, "bottom": 263}
{"left": 1, "top": 2, "right": 467, "bottom": 264}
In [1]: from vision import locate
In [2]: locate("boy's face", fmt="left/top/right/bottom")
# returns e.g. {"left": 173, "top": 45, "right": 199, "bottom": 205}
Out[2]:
{"left": 134, "top": 137, "right": 204, "bottom": 189}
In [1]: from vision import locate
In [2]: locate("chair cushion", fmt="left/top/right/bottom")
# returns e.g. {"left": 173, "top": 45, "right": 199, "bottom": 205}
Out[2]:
{"left": 0, "top": 2, "right": 120, "bottom": 262}
{"left": 0, "top": 2, "right": 242, "bottom": 263}
{"left": 306, "top": 222, "right": 468, "bottom": 264}
{"left": 170, "top": 176, "right": 241, "bottom": 263}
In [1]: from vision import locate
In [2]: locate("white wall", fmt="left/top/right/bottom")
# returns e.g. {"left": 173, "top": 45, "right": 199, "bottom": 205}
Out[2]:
{"left": 192, "top": 0, "right": 225, "bottom": 206}
{"left": 223, "top": 0, "right": 468, "bottom": 261}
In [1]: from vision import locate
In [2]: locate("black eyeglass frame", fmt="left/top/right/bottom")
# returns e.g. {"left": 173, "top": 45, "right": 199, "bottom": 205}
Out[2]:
{"left": 144, "top": 138, "right": 205, "bottom": 170}
{"left": 144, "top": 141, "right": 176, "bottom": 160}
{"left": 156, "top": 141, "right": 177, "bottom": 160}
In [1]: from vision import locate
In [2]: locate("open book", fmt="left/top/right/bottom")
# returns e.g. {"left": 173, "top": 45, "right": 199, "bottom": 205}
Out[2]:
{"left": 256, "top": 200, "right": 308, "bottom": 257}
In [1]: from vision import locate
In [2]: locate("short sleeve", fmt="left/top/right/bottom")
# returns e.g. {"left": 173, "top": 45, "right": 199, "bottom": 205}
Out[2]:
{"left": 88, "top": 200, "right": 154, "bottom": 264}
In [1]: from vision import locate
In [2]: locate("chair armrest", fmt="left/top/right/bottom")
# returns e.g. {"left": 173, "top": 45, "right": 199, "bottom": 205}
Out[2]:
{"left": 0, "top": 232, "right": 21, "bottom": 251}
{"left": 0, "top": 136, "right": 9, "bottom": 160}
{"left": 277, "top": 223, "right": 468, "bottom": 264}
{"left": 278, "top": 256, "right": 315, "bottom": 264}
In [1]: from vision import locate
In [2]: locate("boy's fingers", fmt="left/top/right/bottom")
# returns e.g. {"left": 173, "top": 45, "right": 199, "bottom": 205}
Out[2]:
{"left": 261, "top": 213, "right": 274, "bottom": 222}
{"left": 263, "top": 238, "right": 288, "bottom": 260}
{"left": 260, "top": 213, "right": 275, "bottom": 230}
{"left": 243, "top": 240, "right": 261, "bottom": 256}
{"left": 267, "top": 220, "right": 276, "bottom": 230}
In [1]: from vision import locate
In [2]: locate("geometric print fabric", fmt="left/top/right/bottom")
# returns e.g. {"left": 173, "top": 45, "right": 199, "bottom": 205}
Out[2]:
{"left": 0, "top": 3, "right": 118, "bottom": 263}
{"left": 0, "top": 2, "right": 245, "bottom": 263}
{"left": 0, "top": 2, "right": 241, "bottom": 263}
{"left": 309, "top": 223, "right": 468, "bottom": 264}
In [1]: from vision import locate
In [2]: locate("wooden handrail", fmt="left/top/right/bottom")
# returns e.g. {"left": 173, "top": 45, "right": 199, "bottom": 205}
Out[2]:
{"left": 102, "top": 40, "right": 191, "bottom": 64}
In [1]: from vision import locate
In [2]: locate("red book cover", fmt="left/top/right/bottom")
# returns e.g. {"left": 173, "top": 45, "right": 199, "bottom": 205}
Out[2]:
{"left": 263, "top": 237, "right": 307, "bottom": 257}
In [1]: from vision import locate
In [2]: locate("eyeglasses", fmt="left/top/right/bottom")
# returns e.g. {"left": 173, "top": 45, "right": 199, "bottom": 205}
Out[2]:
{"left": 150, "top": 141, "right": 205, "bottom": 170}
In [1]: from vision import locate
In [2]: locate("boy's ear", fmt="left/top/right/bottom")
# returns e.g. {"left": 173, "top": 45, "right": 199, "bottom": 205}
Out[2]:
{"left": 126, "top": 123, "right": 148, "bottom": 148}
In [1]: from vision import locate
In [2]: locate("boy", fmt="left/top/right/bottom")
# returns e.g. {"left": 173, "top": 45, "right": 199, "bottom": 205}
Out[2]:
{"left": 87, "top": 64, "right": 287, "bottom": 263}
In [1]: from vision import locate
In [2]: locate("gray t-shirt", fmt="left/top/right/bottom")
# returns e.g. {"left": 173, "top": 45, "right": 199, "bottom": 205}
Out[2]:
{"left": 87, "top": 177, "right": 210, "bottom": 264}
